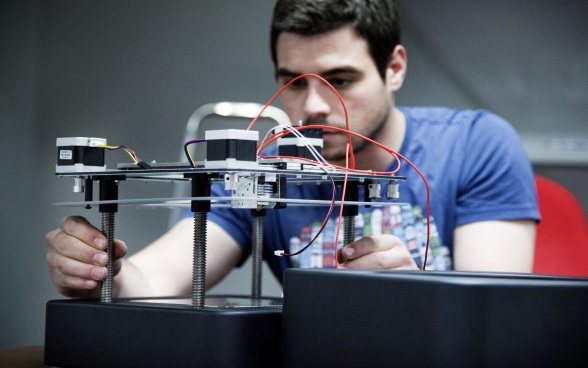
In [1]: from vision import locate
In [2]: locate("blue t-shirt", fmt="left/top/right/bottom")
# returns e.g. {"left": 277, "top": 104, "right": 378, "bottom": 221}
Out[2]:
{"left": 203, "top": 107, "right": 540, "bottom": 283}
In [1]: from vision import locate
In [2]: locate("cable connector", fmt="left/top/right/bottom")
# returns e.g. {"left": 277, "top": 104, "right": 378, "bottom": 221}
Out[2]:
{"left": 137, "top": 161, "right": 152, "bottom": 170}
{"left": 274, "top": 250, "right": 285, "bottom": 257}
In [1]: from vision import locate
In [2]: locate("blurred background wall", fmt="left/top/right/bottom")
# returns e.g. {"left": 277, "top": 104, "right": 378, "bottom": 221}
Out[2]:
{"left": 1, "top": 0, "right": 586, "bottom": 349}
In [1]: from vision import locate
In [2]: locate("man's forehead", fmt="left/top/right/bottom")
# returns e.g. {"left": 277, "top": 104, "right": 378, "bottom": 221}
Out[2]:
{"left": 275, "top": 27, "right": 367, "bottom": 52}
{"left": 275, "top": 28, "right": 372, "bottom": 75}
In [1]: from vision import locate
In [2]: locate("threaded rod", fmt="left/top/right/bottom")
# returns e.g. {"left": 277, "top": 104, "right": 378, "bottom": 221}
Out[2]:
{"left": 251, "top": 215, "right": 263, "bottom": 300}
{"left": 192, "top": 212, "right": 207, "bottom": 308}
{"left": 342, "top": 215, "right": 355, "bottom": 246}
{"left": 100, "top": 212, "right": 115, "bottom": 303}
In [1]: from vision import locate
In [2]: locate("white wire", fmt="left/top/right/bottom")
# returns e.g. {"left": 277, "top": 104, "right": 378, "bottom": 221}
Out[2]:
{"left": 259, "top": 124, "right": 337, "bottom": 173}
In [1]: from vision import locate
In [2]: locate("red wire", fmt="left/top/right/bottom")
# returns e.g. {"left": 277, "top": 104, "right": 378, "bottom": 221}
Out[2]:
{"left": 334, "top": 143, "right": 351, "bottom": 268}
{"left": 246, "top": 73, "right": 355, "bottom": 169}
{"left": 257, "top": 125, "right": 402, "bottom": 175}
{"left": 278, "top": 166, "right": 337, "bottom": 257}
{"left": 260, "top": 127, "right": 431, "bottom": 270}
{"left": 251, "top": 74, "right": 431, "bottom": 270}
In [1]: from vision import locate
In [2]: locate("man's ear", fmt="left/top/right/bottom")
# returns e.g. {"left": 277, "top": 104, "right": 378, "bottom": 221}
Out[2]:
{"left": 385, "top": 45, "right": 407, "bottom": 92}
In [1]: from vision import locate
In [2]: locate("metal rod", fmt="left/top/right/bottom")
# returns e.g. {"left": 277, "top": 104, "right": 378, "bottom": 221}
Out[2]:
{"left": 341, "top": 180, "right": 359, "bottom": 246}
{"left": 98, "top": 177, "right": 120, "bottom": 303}
{"left": 192, "top": 212, "right": 207, "bottom": 308}
{"left": 189, "top": 173, "right": 211, "bottom": 308}
{"left": 100, "top": 212, "right": 115, "bottom": 303}
{"left": 251, "top": 213, "right": 264, "bottom": 299}
{"left": 342, "top": 215, "right": 355, "bottom": 245}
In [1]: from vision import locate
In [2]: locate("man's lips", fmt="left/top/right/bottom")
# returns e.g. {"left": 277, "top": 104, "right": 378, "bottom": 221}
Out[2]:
{"left": 320, "top": 130, "right": 338, "bottom": 142}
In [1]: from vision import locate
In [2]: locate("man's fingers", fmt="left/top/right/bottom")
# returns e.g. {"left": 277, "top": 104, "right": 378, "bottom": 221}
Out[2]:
{"left": 46, "top": 216, "right": 128, "bottom": 299}
{"left": 339, "top": 236, "right": 389, "bottom": 261}
{"left": 113, "top": 239, "right": 128, "bottom": 260}
{"left": 47, "top": 229, "right": 108, "bottom": 266}
{"left": 47, "top": 250, "right": 107, "bottom": 282}
{"left": 59, "top": 216, "right": 107, "bottom": 251}
{"left": 338, "top": 235, "right": 418, "bottom": 270}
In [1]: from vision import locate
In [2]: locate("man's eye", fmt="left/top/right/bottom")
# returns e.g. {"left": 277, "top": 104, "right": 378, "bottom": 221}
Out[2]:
{"left": 288, "top": 78, "right": 306, "bottom": 88}
{"left": 328, "top": 78, "right": 351, "bottom": 88}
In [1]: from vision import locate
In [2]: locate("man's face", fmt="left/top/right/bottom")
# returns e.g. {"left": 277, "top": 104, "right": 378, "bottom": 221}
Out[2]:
{"left": 275, "top": 26, "right": 393, "bottom": 164}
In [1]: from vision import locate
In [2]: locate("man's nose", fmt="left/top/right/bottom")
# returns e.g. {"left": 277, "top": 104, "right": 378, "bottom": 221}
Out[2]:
{"left": 303, "top": 85, "right": 331, "bottom": 118}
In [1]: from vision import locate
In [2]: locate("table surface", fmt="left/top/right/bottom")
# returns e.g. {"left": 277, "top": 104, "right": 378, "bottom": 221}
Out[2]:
{"left": 0, "top": 345, "right": 46, "bottom": 368}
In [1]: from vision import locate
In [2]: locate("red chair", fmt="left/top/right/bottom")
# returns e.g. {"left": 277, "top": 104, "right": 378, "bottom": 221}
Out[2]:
{"left": 533, "top": 175, "right": 588, "bottom": 277}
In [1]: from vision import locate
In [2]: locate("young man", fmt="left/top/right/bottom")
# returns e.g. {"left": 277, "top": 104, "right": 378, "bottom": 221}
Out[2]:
{"left": 46, "top": 0, "right": 540, "bottom": 298}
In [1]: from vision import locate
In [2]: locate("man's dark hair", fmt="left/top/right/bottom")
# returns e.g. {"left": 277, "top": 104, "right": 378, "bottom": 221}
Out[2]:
{"left": 270, "top": 0, "right": 401, "bottom": 79}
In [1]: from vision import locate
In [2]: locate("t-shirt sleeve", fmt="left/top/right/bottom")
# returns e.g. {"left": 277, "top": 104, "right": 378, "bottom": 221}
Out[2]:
{"left": 455, "top": 111, "right": 540, "bottom": 225}
{"left": 179, "top": 181, "right": 253, "bottom": 257}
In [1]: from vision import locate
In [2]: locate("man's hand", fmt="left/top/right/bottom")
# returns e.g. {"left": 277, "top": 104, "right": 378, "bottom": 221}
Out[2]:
{"left": 338, "top": 234, "right": 419, "bottom": 270}
{"left": 45, "top": 215, "right": 127, "bottom": 298}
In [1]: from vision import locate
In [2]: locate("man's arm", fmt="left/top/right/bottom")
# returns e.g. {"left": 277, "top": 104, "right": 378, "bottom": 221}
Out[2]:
{"left": 46, "top": 216, "right": 242, "bottom": 298}
{"left": 452, "top": 219, "right": 536, "bottom": 272}
{"left": 117, "top": 218, "right": 242, "bottom": 297}
{"left": 338, "top": 219, "right": 536, "bottom": 272}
